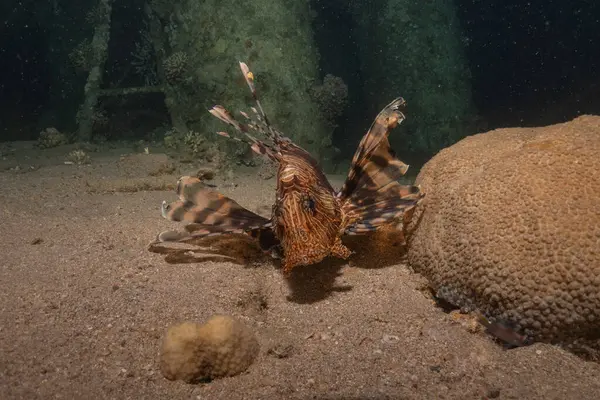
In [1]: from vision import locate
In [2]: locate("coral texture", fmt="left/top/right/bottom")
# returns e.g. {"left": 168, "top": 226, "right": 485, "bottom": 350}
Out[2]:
{"left": 407, "top": 115, "right": 600, "bottom": 347}
{"left": 162, "top": 52, "right": 189, "bottom": 84}
{"left": 160, "top": 315, "right": 259, "bottom": 382}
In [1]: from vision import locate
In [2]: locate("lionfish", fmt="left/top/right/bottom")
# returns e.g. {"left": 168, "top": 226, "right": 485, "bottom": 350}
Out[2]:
{"left": 152, "top": 61, "right": 424, "bottom": 275}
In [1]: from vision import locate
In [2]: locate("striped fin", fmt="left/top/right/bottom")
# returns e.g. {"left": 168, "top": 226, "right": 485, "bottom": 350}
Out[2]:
{"left": 209, "top": 105, "right": 279, "bottom": 162}
{"left": 151, "top": 223, "right": 280, "bottom": 263}
{"left": 343, "top": 189, "right": 421, "bottom": 234}
{"left": 159, "top": 175, "right": 272, "bottom": 242}
{"left": 238, "top": 61, "right": 287, "bottom": 145}
{"left": 207, "top": 61, "right": 293, "bottom": 162}
{"left": 148, "top": 232, "right": 269, "bottom": 265}
{"left": 338, "top": 97, "right": 424, "bottom": 233}
{"left": 338, "top": 97, "right": 411, "bottom": 200}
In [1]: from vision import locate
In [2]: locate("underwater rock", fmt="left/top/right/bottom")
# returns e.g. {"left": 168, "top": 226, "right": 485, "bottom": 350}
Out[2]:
{"left": 157, "top": 0, "right": 332, "bottom": 162}
{"left": 407, "top": 115, "right": 600, "bottom": 354}
{"left": 160, "top": 315, "right": 260, "bottom": 383}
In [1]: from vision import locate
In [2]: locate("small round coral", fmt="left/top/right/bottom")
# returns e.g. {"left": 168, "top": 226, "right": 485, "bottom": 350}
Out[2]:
{"left": 160, "top": 315, "right": 259, "bottom": 383}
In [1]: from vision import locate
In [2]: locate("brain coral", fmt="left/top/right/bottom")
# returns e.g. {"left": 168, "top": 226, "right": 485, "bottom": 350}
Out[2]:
{"left": 406, "top": 115, "right": 600, "bottom": 349}
{"left": 160, "top": 315, "right": 259, "bottom": 382}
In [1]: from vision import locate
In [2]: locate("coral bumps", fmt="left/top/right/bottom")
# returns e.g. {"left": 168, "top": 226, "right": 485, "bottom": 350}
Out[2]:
{"left": 407, "top": 116, "right": 600, "bottom": 352}
{"left": 160, "top": 316, "right": 259, "bottom": 383}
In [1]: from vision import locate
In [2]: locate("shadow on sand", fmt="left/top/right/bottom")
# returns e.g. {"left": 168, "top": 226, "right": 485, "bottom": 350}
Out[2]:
{"left": 148, "top": 226, "right": 409, "bottom": 304}
{"left": 284, "top": 227, "right": 410, "bottom": 303}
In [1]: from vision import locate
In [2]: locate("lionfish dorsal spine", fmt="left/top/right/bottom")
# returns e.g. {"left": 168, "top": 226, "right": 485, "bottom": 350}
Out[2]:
{"left": 238, "top": 62, "right": 290, "bottom": 146}
{"left": 239, "top": 62, "right": 270, "bottom": 128}
{"left": 207, "top": 61, "right": 293, "bottom": 161}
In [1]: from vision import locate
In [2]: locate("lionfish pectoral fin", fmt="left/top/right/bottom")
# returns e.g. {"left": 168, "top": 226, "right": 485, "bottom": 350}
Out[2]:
{"left": 330, "top": 239, "right": 353, "bottom": 259}
{"left": 159, "top": 175, "right": 272, "bottom": 241}
{"left": 338, "top": 97, "right": 410, "bottom": 200}
{"left": 156, "top": 229, "right": 191, "bottom": 242}
{"left": 338, "top": 97, "right": 424, "bottom": 233}
{"left": 155, "top": 218, "right": 273, "bottom": 245}
{"left": 343, "top": 185, "right": 423, "bottom": 234}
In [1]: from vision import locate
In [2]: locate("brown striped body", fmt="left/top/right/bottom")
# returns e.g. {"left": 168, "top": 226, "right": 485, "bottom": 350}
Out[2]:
{"left": 273, "top": 144, "right": 351, "bottom": 272}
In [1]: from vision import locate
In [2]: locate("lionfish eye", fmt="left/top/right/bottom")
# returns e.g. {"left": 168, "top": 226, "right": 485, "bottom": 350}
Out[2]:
{"left": 302, "top": 196, "right": 316, "bottom": 213}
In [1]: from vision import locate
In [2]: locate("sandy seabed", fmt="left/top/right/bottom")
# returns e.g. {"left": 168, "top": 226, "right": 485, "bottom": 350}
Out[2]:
{"left": 1, "top": 142, "right": 599, "bottom": 400}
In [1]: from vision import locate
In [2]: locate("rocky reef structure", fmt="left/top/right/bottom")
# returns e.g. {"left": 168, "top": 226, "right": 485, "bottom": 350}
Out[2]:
{"left": 53, "top": 0, "right": 336, "bottom": 166}
{"left": 406, "top": 116, "right": 600, "bottom": 358}
{"left": 19, "top": 0, "right": 472, "bottom": 166}
{"left": 76, "top": 0, "right": 113, "bottom": 142}
{"left": 348, "top": 0, "right": 476, "bottom": 159}
{"left": 145, "top": 0, "right": 334, "bottom": 165}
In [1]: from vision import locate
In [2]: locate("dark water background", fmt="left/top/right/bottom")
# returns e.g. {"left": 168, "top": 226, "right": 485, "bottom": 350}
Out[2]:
{"left": 1, "top": 0, "right": 598, "bottom": 165}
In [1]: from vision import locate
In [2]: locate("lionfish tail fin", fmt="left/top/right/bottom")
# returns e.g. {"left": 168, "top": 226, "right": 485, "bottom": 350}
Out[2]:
{"left": 338, "top": 97, "right": 424, "bottom": 234}
{"left": 158, "top": 176, "right": 272, "bottom": 242}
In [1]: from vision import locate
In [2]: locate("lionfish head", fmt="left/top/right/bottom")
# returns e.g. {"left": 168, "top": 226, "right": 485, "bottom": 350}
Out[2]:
{"left": 272, "top": 149, "right": 351, "bottom": 273}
